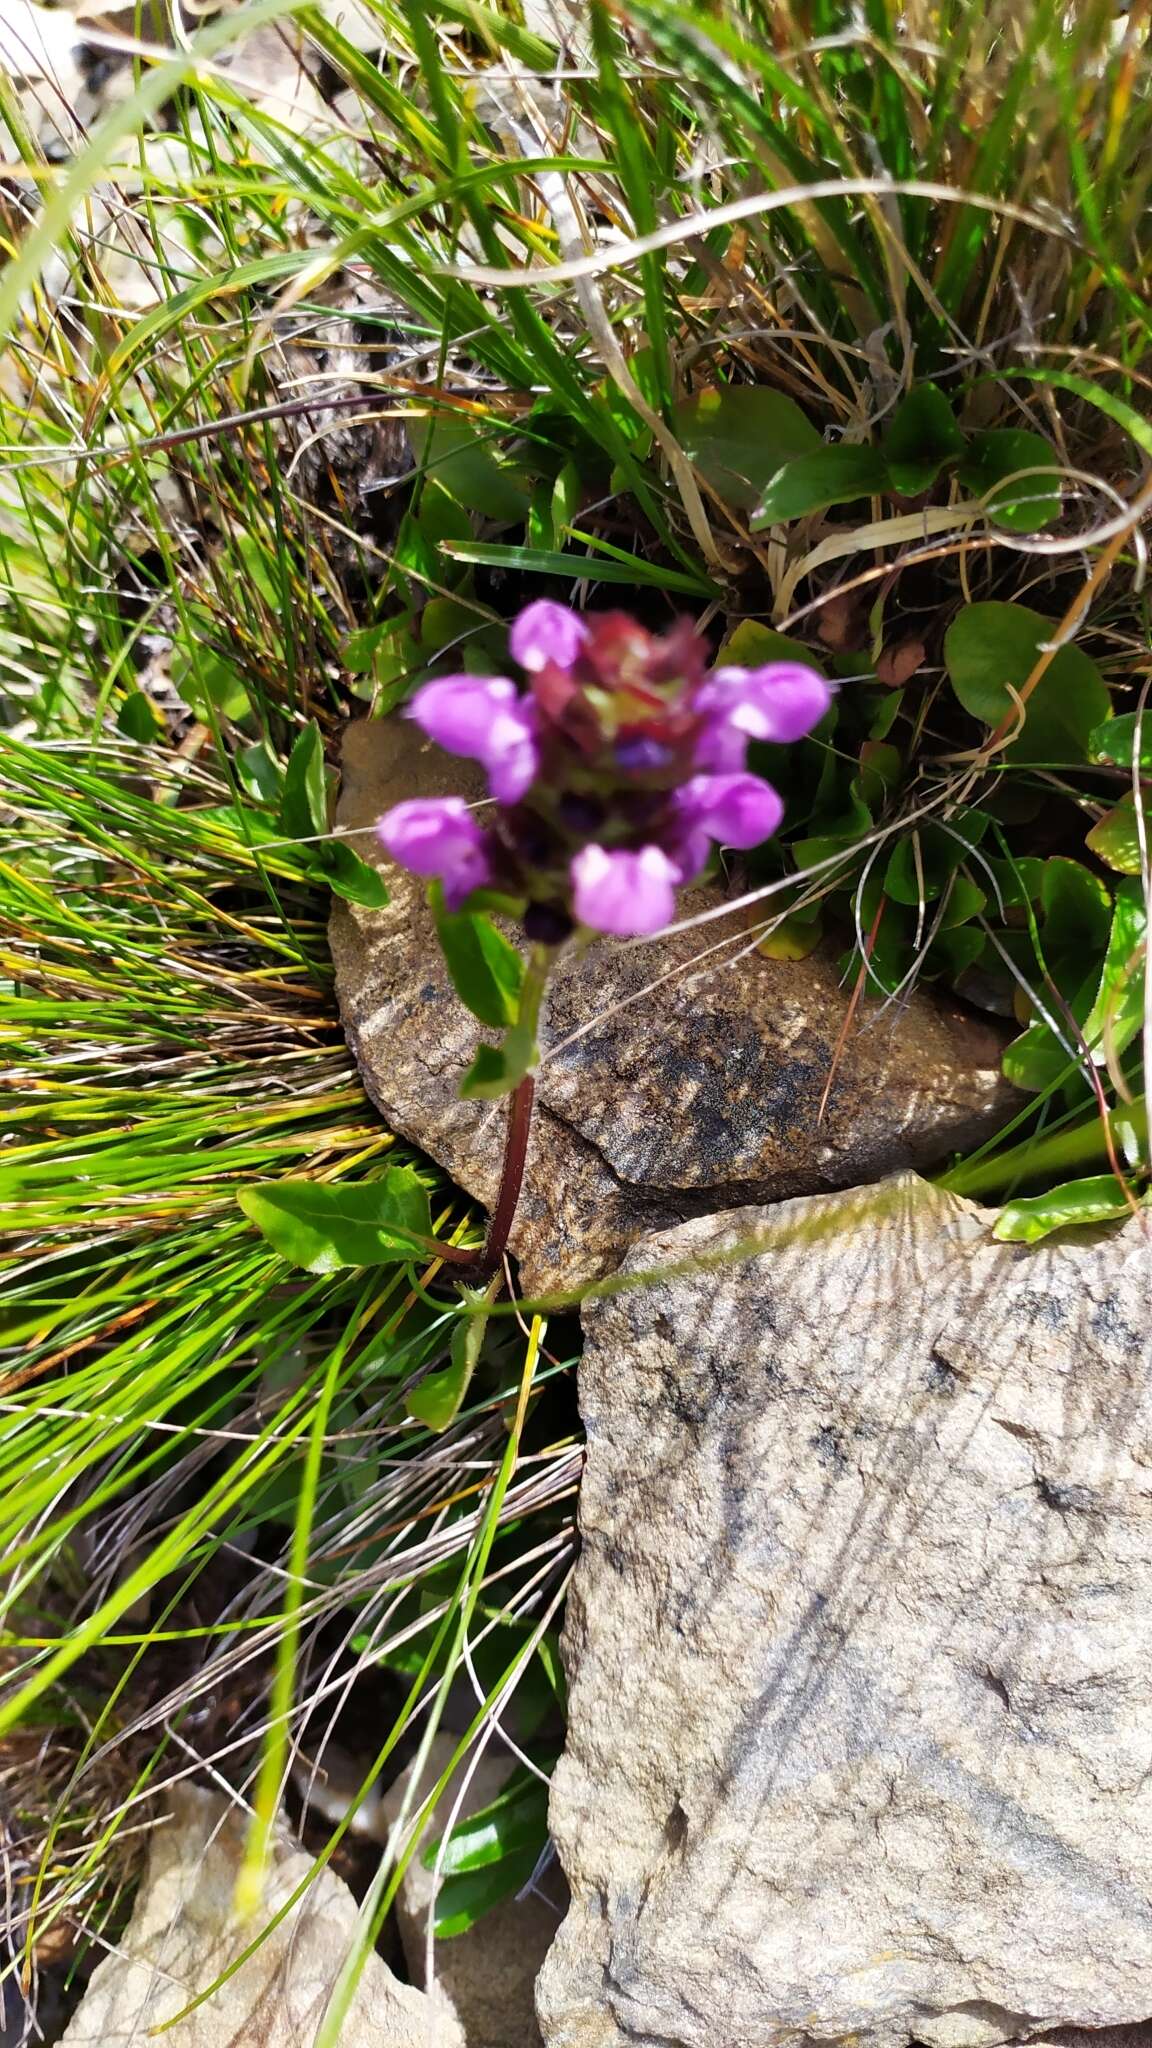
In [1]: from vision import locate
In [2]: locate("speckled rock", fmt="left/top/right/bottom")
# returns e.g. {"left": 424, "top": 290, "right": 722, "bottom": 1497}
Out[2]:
{"left": 58, "top": 1784, "right": 462, "bottom": 2047}
{"left": 330, "top": 719, "right": 1015, "bottom": 1293}
{"left": 536, "top": 1172, "right": 1152, "bottom": 2048}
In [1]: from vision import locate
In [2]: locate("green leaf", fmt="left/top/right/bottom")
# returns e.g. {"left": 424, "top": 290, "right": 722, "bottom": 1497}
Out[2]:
{"left": 883, "top": 811, "right": 990, "bottom": 906}
{"left": 751, "top": 445, "right": 889, "bottom": 527}
{"left": 440, "top": 539, "right": 715, "bottom": 599}
{"left": 672, "top": 384, "right": 819, "bottom": 511}
{"left": 194, "top": 804, "right": 281, "bottom": 848}
{"left": 938, "top": 873, "right": 987, "bottom": 927}
{"left": 420, "top": 598, "right": 485, "bottom": 655}
{"left": 1002, "top": 878, "right": 1145, "bottom": 1091}
{"left": 1114, "top": 1099, "right": 1150, "bottom": 1173}
{"left": 1040, "top": 858, "right": 1112, "bottom": 974}
{"left": 426, "top": 1771, "right": 550, "bottom": 1877}
{"left": 405, "top": 1305, "right": 487, "bottom": 1433}
{"left": 552, "top": 460, "right": 582, "bottom": 533}
{"left": 958, "top": 429, "right": 1061, "bottom": 533}
{"left": 928, "top": 925, "right": 986, "bottom": 980}
{"left": 408, "top": 480, "right": 472, "bottom": 556}
{"left": 1089, "top": 712, "right": 1152, "bottom": 771}
{"left": 718, "top": 621, "right": 826, "bottom": 676}
{"left": 459, "top": 1039, "right": 534, "bottom": 1101}
{"left": 238, "top": 1168, "right": 433, "bottom": 1272}
{"left": 1086, "top": 793, "right": 1152, "bottom": 874}
{"left": 756, "top": 909, "right": 823, "bottom": 960}
{"left": 992, "top": 1175, "right": 1137, "bottom": 1244}
{"left": 236, "top": 741, "right": 283, "bottom": 805}
{"left": 1081, "top": 878, "right": 1148, "bottom": 1065}
{"left": 432, "top": 890, "right": 525, "bottom": 1031}
{"left": 856, "top": 740, "right": 901, "bottom": 805}
{"left": 343, "top": 622, "right": 396, "bottom": 674}
{"left": 943, "top": 603, "right": 1110, "bottom": 763}
{"left": 279, "top": 723, "right": 328, "bottom": 840}
{"left": 117, "top": 690, "right": 163, "bottom": 742}
{"left": 406, "top": 411, "right": 531, "bottom": 523}
{"left": 315, "top": 841, "right": 390, "bottom": 908}
{"left": 176, "top": 645, "right": 251, "bottom": 723}
{"left": 432, "top": 1844, "right": 541, "bottom": 1939}
{"left": 882, "top": 382, "right": 965, "bottom": 494}
{"left": 1001, "top": 1015, "right": 1085, "bottom": 1094}
{"left": 986, "top": 852, "right": 1046, "bottom": 911}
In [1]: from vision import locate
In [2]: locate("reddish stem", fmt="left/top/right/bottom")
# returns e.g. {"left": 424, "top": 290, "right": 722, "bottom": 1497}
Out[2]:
{"left": 478, "top": 1073, "right": 536, "bottom": 1275}
{"left": 423, "top": 1074, "right": 536, "bottom": 1279}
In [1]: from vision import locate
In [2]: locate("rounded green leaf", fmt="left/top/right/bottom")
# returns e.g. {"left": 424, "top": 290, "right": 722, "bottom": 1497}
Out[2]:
{"left": 673, "top": 385, "right": 819, "bottom": 511}
{"left": 943, "top": 603, "right": 1110, "bottom": 763}
{"left": 883, "top": 382, "right": 965, "bottom": 495}
{"left": 751, "top": 445, "right": 890, "bottom": 528}
{"left": 406, "top": 412, "right": 531, "bottom": 523}
{"left": 1089, "top": 712, "right": 1152, "bottom": 771}
{"left": 460, "top": 1040, "right": 534, "bottom": 1099}
{"left": 1040, "top": 857, "right": 1112, "bottom": 959}
{"left": 718, "top": 621, "right": 826, "bottom": 675}
{"left": 117, "top": 691, "right": 162, "bottom": 742}
{"left": 958, "top": 429, "right": 1061, "bottom": 532}
{"left": 1086, "top": 794, "right": 1151, "bottom": 875}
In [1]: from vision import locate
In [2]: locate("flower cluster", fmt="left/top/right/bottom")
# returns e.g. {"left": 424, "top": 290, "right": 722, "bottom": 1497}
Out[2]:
{"left": 378, "top": 602, "right": 831, "bottom": 939}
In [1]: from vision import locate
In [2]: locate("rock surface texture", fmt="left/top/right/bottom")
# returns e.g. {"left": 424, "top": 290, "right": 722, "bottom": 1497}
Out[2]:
{"left": 59, "top": 1784, "right": 463, "bottom": 2047}
{"left": 536, "top": 1174, "right": 1152, "bottom": 2048}
{"left": 330, "top": 721, "right": 1014, "bottom": 1293}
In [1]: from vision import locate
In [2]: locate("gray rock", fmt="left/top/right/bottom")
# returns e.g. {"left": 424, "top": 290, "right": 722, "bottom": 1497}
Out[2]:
{"left": 59, "top": 1783, "right": 463, "bottom": 2047}
{"left": 381, "top": 1733, "right": 565, "bottom": 2048}
{"left": 536, "top": 1174, "right": 1152, "bottom": 2048}
{"left": 330, "top": 721, "right": 1015, "bottom": 1293}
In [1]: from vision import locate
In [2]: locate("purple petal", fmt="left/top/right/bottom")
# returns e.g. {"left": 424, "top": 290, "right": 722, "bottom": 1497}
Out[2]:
{"left": 509, "top": 599, "right": 588, "bottom": 675}
{"left": 484, "top": 708, "right": 540, "bottom": 803}
{"left": 665, "top": 827, "right": 712, "bottom": 885}
{"left": 407, "top": 674, "right": 520, "bottom": 758}
{"left": 570, "top": 843, "right": 679, "bottom": 937}
{"left": 376, "top": 797, "right": 492, "bottom": 908}
{"left": 407, "top": 674, "right": 540, "bottom": 802}
{"left": 693, "top": 660, "right": 832, "bottom": 766}
{"left": 674, "top": 771, "right": 784, "bottom": 849}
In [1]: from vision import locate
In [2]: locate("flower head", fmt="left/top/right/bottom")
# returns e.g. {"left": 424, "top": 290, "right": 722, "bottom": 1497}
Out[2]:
{"left": 377, "top": 797, "right": 492, "bottom": 909}
{"left": 570, "top": 844, "right": 679, "bottom": 937}
{"left": 381, "top": 605, "right": 832, "bottom": 939}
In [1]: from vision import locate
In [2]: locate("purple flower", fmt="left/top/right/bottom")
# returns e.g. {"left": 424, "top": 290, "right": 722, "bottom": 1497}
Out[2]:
{"left": 509, "top": 599, "right": 588, "bottom": 675}
{"left": 570, "top": 843, "right": 679, "bottom": 937}
{"left": 377, "top": 797, "right": 492, "bottom": 909}
{"left": 407, "top": 673, "right": 539, "bottom": 803}
{"left": 694, "top": 661, "right": 831, "bottom": 769}
{"left": 674, "top": 771, "right": 784, "bottom": 849}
